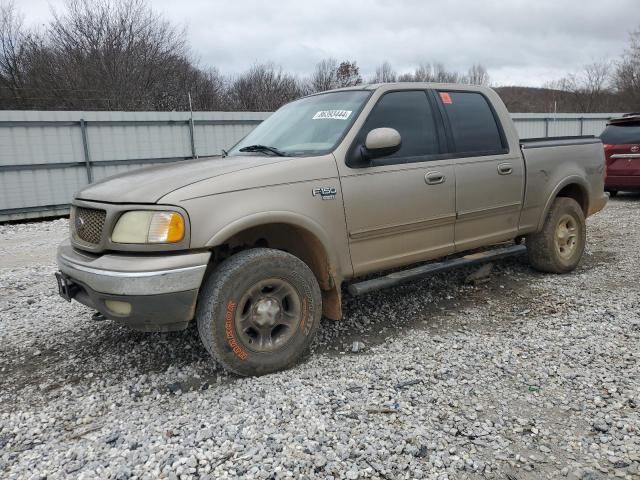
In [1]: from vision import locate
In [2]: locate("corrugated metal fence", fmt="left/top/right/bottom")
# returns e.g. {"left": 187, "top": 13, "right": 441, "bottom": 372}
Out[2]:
{"left": 510, "top": 113, "right": 623, "bottom": 138}
{"left": 0, "top": 110, "right": 622, "bottom": 222}
{"left": 0, "top": 111, "right": 270, "bottom": 221}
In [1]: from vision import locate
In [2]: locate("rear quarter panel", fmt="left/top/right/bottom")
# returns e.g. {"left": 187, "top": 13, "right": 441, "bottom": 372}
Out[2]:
{"left": 519, "top": 141, "right": 606, "bottom": 233}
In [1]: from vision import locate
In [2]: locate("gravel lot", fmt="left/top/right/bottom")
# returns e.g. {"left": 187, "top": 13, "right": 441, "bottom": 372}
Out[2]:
{"left": 1, "top": 196, "right": 639, "bottom": 480}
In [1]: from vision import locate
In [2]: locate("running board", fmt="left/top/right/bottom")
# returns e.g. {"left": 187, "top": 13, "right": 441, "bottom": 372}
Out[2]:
{"left": 347, "top": 244, "right": 527, "bottom": 297}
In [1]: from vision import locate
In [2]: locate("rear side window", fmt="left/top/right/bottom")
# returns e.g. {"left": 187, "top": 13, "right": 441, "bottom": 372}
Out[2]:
{"left": 356, "top": 90, "right": 440, "bottom": 163}
{"left": 600, "top": 123, "right": 640, "bottom": 144}
{"left": 439, "top": 91, "right": 507, "bottom": 155}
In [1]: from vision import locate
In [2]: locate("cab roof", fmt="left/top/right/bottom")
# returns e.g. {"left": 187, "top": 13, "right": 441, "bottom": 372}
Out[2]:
{"left": 312, "top": 82, "right": 492, "bottom": 96}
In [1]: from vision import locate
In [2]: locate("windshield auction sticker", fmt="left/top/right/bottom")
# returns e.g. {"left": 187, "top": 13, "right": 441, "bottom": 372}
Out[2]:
{"left": 312, "top": 110, "right": 352, "bottom": 120}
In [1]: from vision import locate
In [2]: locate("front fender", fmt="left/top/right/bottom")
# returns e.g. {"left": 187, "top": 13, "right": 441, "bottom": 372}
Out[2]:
{"left": 205, "top": 210, "right": 347, "bottom": 281}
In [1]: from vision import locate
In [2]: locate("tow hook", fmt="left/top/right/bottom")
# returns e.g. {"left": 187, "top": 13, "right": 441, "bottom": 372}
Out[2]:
{"left": 92, "top": 312, "right": 107, "bottom": 322}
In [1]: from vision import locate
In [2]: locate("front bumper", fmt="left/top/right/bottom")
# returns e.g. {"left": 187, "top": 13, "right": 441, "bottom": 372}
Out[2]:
{"left": 56, "top": 240, "right": 211, "bottom": 331}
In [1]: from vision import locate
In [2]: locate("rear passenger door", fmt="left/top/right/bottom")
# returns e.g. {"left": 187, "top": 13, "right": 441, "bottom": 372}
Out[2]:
{"left": 340, "top": 90, "right": 457, "bottom": 275}
{"left": 435, "top": 90, "right": 524, "bottom": 251}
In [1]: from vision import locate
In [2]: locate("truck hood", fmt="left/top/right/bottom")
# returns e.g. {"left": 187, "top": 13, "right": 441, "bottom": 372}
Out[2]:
{"left": 75, "top": 155, "right": 290, "bottom": 204}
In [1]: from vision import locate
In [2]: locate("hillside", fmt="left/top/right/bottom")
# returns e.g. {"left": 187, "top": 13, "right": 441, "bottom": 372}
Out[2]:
{"left": 495, "top": 86, "right": 627, "bottom": 113}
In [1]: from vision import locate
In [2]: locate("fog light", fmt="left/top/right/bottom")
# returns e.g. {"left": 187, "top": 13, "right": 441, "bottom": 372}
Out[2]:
{"left": 105, "top": 300, "right": 132, "bottom": 316}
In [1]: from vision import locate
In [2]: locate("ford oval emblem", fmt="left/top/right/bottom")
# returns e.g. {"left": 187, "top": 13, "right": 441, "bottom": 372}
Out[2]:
{"left": 631, "top": 145, "right": 639, "bottom": 153}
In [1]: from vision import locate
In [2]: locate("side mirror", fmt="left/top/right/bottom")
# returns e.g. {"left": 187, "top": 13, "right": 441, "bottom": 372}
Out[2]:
{"left": 362, "top": 127, "right": 401, "bottom": 160}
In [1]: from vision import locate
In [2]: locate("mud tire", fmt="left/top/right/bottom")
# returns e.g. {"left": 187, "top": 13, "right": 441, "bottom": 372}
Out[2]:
{"left": 526, "top": 197, "right": 586, "bottom": 274}
{"left": 196, "top": 248, "right": 322, "bottom": 376}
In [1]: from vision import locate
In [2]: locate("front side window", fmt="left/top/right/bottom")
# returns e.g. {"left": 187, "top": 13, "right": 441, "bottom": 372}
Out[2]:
{"left": 438, "top": 91, "right": 507, "bottom": 155}
{"left": 353, "top": 90, "right": 440, "bottom": 165}
{"left": 229, "top": 91, "right": 370, "bottom": 157}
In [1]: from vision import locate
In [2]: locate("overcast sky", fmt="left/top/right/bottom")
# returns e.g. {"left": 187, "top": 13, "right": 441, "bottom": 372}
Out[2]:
{"left": 17, "top": 0, "right": 640, "bottom": 86}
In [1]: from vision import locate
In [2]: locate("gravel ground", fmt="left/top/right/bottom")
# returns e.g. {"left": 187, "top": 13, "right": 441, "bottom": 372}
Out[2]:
{"left": 1, "top": 195, "right": 639, "bottom": 480}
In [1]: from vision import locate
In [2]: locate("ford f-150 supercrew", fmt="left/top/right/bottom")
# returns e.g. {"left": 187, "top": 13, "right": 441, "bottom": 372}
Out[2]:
{"left": 56, "top": 83, "right": 608, "bottom": 376}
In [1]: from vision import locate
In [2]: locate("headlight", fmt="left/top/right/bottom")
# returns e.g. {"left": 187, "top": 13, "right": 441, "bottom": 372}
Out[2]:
{"left": 111, "top": 211, "right": 185, "bottom": 244}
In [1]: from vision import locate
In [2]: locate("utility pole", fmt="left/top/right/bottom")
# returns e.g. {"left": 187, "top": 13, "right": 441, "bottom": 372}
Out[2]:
{"left": 188, "top": 92, "right": 197, "bottom": 159}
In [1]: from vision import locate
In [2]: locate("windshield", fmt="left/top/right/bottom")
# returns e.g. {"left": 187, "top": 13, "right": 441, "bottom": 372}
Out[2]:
{"left": 229, "top": 90, "right": 370, "bottom": 156}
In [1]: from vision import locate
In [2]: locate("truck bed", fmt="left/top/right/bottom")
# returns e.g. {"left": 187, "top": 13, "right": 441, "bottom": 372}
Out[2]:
{"left": 517, "top": 135, "right": 606, "bottom": 233}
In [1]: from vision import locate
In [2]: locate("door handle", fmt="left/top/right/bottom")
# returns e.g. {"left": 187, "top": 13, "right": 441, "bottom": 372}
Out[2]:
{"left": 497, "top": 163, "right": 513, "bottom": 175}
{"left": 425, "top": 171, "right": 446, "bottom": 185}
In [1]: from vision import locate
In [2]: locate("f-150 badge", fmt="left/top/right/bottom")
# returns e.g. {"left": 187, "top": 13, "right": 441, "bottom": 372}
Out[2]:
{"left": 312, "top": 186, "right": 337, "bottom": 200}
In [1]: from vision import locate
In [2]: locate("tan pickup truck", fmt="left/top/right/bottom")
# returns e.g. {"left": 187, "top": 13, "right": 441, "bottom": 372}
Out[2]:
{"left": 56, "top": 83, "right": 608, "bottom": 376}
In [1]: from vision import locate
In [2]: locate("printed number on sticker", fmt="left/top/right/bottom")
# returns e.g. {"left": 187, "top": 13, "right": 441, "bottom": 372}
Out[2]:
{"left": 312, "top": 110, "right": 352, "bottom": 120}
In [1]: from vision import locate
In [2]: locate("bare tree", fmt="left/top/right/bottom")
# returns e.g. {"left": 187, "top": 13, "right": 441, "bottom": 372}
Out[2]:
{"left": 310, "top": 58, "right": 338, "bottom": 92}
{"left": 309, "top": 58, "right": 362, "bottom": 92}
{"left": 581, "top": 62, "right": 611, "bottom": 111}
{"left": 335, "top": 60, "right": 362, "bottom": 87}
{"left": 372, "top": 61, "right": 396, "bottom": 83}
{"left": 614, "top": 28, "right": 640, "bottom": 111}
{"left": 197, "top": 67, "right": 230, "bottom": 110}
{"left": 398, "top": 63, "right": 461, "bottom": 83}
{"left": 548, "top": 62, "right": 611, "bottom": 112}
{"left": 154, "top": 63, "right": 230, "bottom": 111}
{"left": 24, "top": 0, "right": 195, "bottom": 110}
{"left": 228, "top": 63, "right": 304, "bottom": 111}
{"left": 411, "top": 63, "right": 438, "bottom": 82}
{"left": 431, "top": 63, "right": 460, "bottom": 83}
{"left": 0, "top": 1, "right": 32, "bottom": 107}
{"left": 398, "top": 63, "right": 432, "bottom": 82}
{"left": 464, "top": 64, "right": 490, "bottom": 85}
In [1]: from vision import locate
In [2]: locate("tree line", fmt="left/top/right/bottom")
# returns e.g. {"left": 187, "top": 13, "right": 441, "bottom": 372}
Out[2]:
{"left": 1, "top": 0, "right": 639, "bottom": 113}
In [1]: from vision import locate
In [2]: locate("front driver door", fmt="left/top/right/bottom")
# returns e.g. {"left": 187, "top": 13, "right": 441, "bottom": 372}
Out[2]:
{"left": 339, "top": 90, "right": 457, "bottom": 276}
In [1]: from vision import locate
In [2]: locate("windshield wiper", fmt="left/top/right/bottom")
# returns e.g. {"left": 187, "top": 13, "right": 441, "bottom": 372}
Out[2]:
{"left": 238, "top": 144, "right": 288, "bottom": 156}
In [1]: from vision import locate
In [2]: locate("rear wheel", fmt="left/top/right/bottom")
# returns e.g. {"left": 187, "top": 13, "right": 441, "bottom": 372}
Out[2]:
{"left": 606, "top": 189, "right": 618, "bottom": 197}
{"left": 196, "top": 248, "right": 322, "bottom": 376}
{"left": 526, "top": 197, "right": 586, "bottom": 273}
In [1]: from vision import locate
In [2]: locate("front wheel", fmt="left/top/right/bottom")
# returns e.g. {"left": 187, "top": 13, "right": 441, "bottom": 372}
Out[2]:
{"left": 196, "top": 248, "right": 322, "bottom": 376}
{"left": 526, "top": 197, "right": 586, "bottom": 273}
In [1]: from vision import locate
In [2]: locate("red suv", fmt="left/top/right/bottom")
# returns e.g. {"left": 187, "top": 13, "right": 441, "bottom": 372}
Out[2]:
{"left": 601, "top": 113, "right": 640, "bottom": 196}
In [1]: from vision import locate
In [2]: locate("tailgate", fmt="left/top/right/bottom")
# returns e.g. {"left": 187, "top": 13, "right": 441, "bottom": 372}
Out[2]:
{"left": 604, "top": 144, "right": 640, "bottom": 176}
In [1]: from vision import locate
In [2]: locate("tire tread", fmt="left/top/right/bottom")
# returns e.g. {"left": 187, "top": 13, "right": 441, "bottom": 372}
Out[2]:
{"left": 526, "top": 197, "right": 585, "bottom": 274}
{"left": 196, "top": 248, "right": 321, "bottom": 376}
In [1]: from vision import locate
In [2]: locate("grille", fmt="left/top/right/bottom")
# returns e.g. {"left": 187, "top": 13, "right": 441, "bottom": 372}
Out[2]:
{"left": 73, "top": 207, "right": 106, "bottom": 245}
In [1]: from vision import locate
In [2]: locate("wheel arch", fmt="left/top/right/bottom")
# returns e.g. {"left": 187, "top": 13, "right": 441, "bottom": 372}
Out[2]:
{"left": 537, "top": 177, "right": 590, "bottom": 231}
{"left": 205, "top": 212, "right": 344, "bottom": 320}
